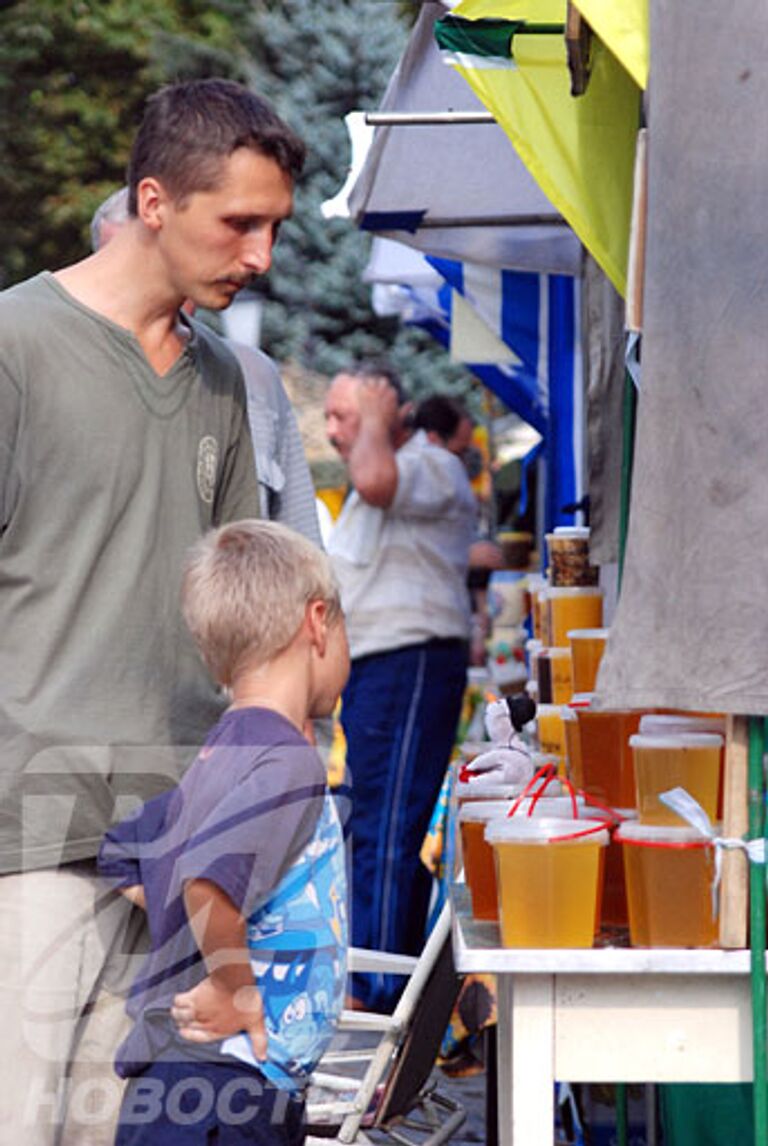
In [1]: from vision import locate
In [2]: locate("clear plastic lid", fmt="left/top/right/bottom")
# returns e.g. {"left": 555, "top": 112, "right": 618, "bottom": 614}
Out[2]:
{"left": 459, "top": 799, "right": 516, "bottom": 823}
{"left": 548, "top": 526, "right": 591, "bottom": 539}
{"left": 547, "top": 647, "right": 572, "bottom": 661}
{"left": 567, "top": 628, "right": 609, "bottom": 640}
{"left": 485, "top": 816, "right": 609, "bottom": 846}
{"left": 615, "top": 821, "right": 715, "bottom": 846}
{"left": 568, "top": 692, "right": 594, "bottom": 709}
{"left": 535, "top": 703, "right": 567, "bottom": 717}
{"left": 639, "top": 714, "right": 726, "bottom": 737}
{"left": 546, "top": 586, "right": 604, "bottom": 599}
{"left": 629, "top": 732, "right": 724, "bottom": 750}
{"left": 612, "top": 807, "right": 639, "bottom": 822}
{"left": 456, "top": 781, "right": 527, "bottom": 802}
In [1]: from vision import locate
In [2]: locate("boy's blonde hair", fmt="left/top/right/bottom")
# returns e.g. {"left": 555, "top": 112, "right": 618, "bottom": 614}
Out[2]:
{"left": 182, "top": 519, "right": 341, "bottom": 686}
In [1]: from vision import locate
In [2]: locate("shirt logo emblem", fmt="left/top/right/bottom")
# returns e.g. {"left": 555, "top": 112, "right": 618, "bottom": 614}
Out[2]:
{"left": 196, "top": 435, "right": 219, "bottom": 504}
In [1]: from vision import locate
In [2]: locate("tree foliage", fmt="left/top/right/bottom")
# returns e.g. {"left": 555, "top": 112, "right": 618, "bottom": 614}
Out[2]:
{"left": 0, "top": 0, "right": 246, "bottom": 285}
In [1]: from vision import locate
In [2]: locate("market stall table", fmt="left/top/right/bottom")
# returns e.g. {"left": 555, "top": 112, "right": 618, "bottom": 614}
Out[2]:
{"left": 451, "top": 885, "right": 755, "bottom": 1146}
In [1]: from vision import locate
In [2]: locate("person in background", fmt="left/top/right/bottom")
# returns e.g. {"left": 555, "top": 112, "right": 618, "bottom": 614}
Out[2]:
{"left": 414, "top": 394, "right": 503, "bottom": 665}
{"left": 0, "top": 78, "right": 304, "bottom": 1144}
{"left": 324, "top": 363, "right": 476, "bottom": 1012}
{"left": 100, "top": 520, "right": 349, "bottom": 1145}
{"left": 412, "top": 393, "right": 474, "bottom": 461}
{"left": 92, "top": 188, "right": 321, "bottom": 546}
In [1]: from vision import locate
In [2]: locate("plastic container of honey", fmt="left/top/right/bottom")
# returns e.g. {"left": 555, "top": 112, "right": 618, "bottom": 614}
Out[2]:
{"left": 567, "top": 628, "right": 609, "bottom": 693}
{"left": 535, "top": 703, "right": 568, "bottom": 760}
{"left": 630, "top": 733, "right": 723, "bottom": 825}
{"left": 616, "top": 822, "right": 718, "bottom": 947}
{"left": 572, "top": 694, "right": 642, "bottom": 807}
{"left": 548, "top": 647, "right": 573, "bottom": 704}
{"left": 545, "top": 527, "right": 599, "bottom": 587}
{"left": 459, "top": 800, "right": 511, "bottom": 920}
{"left": 546, "top": 587, "right": 604, "bottom": 648}
{"left": 486, "top": 817, "right": 610, "bottom": 947}
{"left": 638, "top": 714, "right": 725, "bottom": 737}
{"left": 562, "top": 705, "right": 582, "bottom": 783}
{"left": 460, "top": 796, "right": 586, "bottom": 921}
{"left": 455, "top": 780, "right": 525, "bottom": 805}
{"left": 600, "top": 808, "right": 637, "bottom": 929}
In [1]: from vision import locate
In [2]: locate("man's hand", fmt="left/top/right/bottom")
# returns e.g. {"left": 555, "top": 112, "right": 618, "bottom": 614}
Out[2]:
{"left": 346, "top": 377, "right": 405, "bottom": 508}
{"left": 171, "top": 976, "right": 267, "bottom": 1061}
{"left": 355, "top": 375, "right": 401, "bottom": 433}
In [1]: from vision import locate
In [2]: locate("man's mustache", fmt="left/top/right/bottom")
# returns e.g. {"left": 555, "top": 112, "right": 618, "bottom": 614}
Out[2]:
{"left": 216, "top": 275, "right": 258, "bottom": 289}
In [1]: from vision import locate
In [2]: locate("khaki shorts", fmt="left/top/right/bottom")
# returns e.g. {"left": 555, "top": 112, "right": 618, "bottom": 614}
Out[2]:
{"left": 0, "top": 862, "right": 148, "bottom": 1146}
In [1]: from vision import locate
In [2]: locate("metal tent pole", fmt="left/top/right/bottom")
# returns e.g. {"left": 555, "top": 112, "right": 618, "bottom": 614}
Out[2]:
{"left": 749, "top": 717, "right": 767, "bottom": 1144}
{"left": 618, "top": 371, "right": 637, "bottom": 589}
{"left": 613, "top": 367, "right": 638, "bottom": 1144}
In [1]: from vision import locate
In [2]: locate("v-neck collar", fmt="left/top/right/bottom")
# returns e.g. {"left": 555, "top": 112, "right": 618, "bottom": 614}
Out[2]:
{"left": 41, "top": 271, "right": 197, "bottom": 381}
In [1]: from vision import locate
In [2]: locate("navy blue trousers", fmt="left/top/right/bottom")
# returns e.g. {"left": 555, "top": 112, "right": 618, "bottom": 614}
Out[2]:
{"left": 115, "top": 1059, "right": 305, "bottom": 1146}
{"left": 341, "top": 639, "right": 467, "bottom": 1011}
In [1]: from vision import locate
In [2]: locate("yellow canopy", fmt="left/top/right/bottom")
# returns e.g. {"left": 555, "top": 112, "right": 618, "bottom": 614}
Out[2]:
{"left": 573, "top": 0, "right": 649, "bottom": 89}
{"left": 440, "top": 0, "right": 641, "bottom": 295}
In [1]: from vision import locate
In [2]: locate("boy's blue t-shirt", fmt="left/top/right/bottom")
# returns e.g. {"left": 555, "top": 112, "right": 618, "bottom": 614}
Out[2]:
{"left": 99, "top": 706, "right": 348, "bottom": 1091}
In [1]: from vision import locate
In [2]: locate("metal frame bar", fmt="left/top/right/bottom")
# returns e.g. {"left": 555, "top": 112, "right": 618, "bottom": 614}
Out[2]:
{"left": 365, "top": 111, "right": 495, "bottom": 126}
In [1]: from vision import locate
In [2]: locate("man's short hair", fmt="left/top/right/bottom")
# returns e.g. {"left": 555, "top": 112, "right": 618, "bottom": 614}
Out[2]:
{"left": 90, "top": 186, "right": 129, "bottom": 252}
{"left": 413, "top": 394, "right": 470, "bottom": 443}
{"left": 127, "top": 78, "right": 306, "bottom": 215}
{"left": 182, "top": 519, "right": 340, "bottom": 687}
{"left": 345, "top": 360, "right": 409, "bottom": 405}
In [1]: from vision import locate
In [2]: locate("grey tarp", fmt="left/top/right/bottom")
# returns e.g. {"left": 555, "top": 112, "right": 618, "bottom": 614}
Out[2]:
{"left": 584, "top": 254, "right": 626, "bottom": 566}
{"left": 596, "top": 1, "right": 768, "bottom": 714}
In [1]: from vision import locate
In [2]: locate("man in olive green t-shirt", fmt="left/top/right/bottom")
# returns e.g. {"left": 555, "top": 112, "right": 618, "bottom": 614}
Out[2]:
{"left": 0, "top": 79, "right": 305, "bottom": 1144}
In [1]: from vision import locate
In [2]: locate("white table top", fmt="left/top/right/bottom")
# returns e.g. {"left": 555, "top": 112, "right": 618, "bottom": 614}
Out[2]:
{"left": 450, "top": 884, "right": 752, "bottom": 975}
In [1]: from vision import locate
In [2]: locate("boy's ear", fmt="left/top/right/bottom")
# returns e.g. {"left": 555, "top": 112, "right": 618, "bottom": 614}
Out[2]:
{"left": 306, "top": 599, "right": 328, "bottom": 656}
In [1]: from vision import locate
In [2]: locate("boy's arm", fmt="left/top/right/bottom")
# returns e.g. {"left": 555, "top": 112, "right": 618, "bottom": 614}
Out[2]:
{"left": 172, "top": 878, "right": 267, "bottom": 1060}
{"left": 170, "top": 745, "right": 326, "bottom": 1059}
{"left": 98, "top": 790, "right": 173, "bottom": 909}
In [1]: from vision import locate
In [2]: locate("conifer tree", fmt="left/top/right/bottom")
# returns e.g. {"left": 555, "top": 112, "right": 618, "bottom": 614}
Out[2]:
{"left": 237, "top": 0, "right": 471, "bottom": 396}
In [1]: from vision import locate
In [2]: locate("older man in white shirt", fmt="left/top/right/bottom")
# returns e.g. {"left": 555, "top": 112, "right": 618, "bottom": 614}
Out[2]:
{"left": 325, "top": 362, "right": 475, "bottom": 1011}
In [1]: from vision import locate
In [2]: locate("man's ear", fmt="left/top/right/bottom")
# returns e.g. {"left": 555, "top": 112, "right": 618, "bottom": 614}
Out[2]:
{"left": 136, "top": 177, "right": 168, "bottom": 232}
{"left": 306, "top": 599, "right": 328, "bottom": 656}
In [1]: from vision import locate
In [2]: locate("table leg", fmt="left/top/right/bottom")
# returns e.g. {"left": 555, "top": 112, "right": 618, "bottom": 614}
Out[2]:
{"left": 496, "top": 974, "right": 555, "bottom": 1146}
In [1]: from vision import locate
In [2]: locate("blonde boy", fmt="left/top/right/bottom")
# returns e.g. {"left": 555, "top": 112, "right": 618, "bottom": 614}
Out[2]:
{"left": 99, "top": 520, "right": 349, "bottom": 1145}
